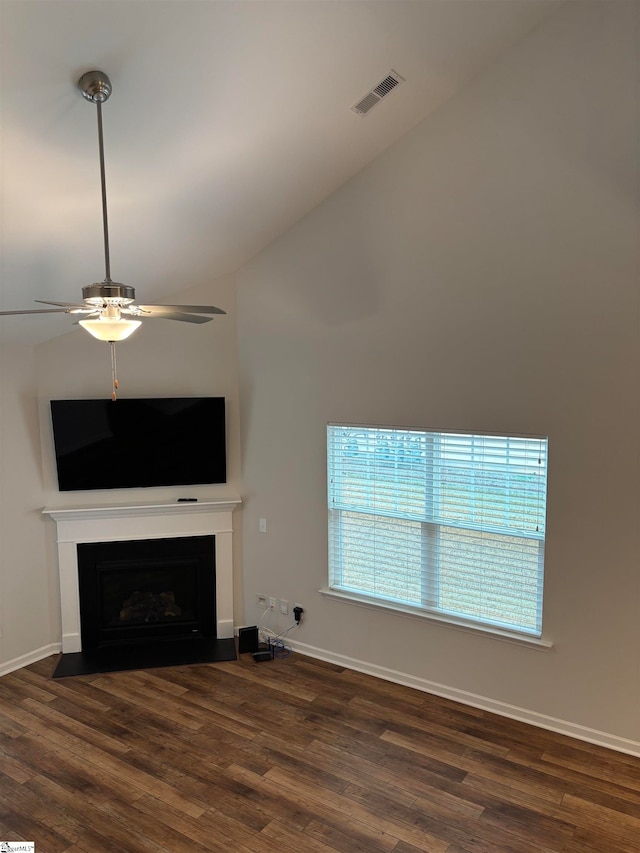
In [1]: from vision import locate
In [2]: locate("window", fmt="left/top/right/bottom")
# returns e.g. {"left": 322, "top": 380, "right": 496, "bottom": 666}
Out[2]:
{"left": 327, "top": 425, "right": 548, "bottom": 637}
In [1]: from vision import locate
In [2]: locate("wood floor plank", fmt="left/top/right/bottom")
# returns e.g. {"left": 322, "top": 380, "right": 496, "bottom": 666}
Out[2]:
{"left": 337, "top": 667, "right": 432, "bottom": 708}
{"left": 23, "top": 774, "right": 147, "bottom": 853}
{"left": 125, "top": 794, "right": 249, "bottom": 853}
{"left": 4, "top": 729, "right": 146, "bottom": 807}
{"left": 260, "top": 817, "right": 340, "bottom": 853}
{"left": 557, "top": 792, "right": 640, "bottom": 846}
{"left": 0, "top": 671, "right": 58, "bottom": 704}
{"left": 0, "top": 651, "right": 638, "bottom": 852}
{"left": 222, "top": 762, "right": 340, "bottom": 833}
{"left": 304, "top": 816, "right": 403, "bottom": 853}
{"left": 226, "top": 762, "right": 403, "bottom": 851}
{"left": 97, "top": 795, "right": 215, "bottom": 853}
{"left": 541, "top": 744, "right": 640, "bottom": 792}
{"left": 89, "top": 671, "right": 207, "bottom": 731}
{"left": 247, "top": 738, "right": 351, "bottom": 797}
{"left": 499, "top": 742, "right": 640, "bottom": 808}
{"left": 0, "top": 783, "right": 82, "bottom": 851}
{"left": 303, "top": 736, "right": 475, "bottom": 813}
{"left": 263, "top": 764, "right": 450, "bottom": 852}
{"left": 0, "top": 748, "right": 36, "bottom": 784}
{"left": 214, "top": 660, "right": 319, "bottom": 702}
{"left": 561, "top": 825, "right": 640, "bottom": 853}
{"left": 21, "top": 695, "right": 132, "bottom": 755}
{"left": 351, "top": 694, "right": 511, "bottom": 759}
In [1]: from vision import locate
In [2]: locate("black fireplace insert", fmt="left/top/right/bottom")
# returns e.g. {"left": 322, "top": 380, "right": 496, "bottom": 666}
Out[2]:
{"left": 77, "top": 535, "right": 216, "bottom": 650}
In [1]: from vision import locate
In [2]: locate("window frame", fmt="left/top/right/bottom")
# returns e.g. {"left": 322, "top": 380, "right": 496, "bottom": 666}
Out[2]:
{"left": 327, "top": 423, "right": 548, "bottom": 640}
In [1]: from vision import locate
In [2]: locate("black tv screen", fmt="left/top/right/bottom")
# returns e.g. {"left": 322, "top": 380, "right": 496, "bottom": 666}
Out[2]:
{"left": 50, "top": 397, "right": 226, "bottom": 491}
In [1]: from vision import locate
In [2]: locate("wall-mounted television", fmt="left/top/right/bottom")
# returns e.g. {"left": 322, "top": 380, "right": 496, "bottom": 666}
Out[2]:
{"left": 50, "top": 397, "right": 226, "bottom": 491}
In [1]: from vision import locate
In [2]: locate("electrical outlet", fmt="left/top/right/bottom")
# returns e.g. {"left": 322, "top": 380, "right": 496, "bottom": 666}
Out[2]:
{"left": 269, "top": 597, "right": 276, "bottom": 610}
{"left": 279, "top": 599, "right": 289, "bottom": 615}
{"left": 257, "top": 594, "right": 267, "bottom": 609}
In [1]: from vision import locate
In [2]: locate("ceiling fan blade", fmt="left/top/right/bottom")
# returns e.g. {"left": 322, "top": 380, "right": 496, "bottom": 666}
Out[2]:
{"left": 0, "top": 308, "right": 72, "bottom": 316}
{"left": 139, "top": 311, "right": 213, "bottom": 324}
{"left": 35, "top": 300, "right": 89, "bottom": 309}
{"left": 137, "top": 304, "right": 226, "bottom": 315}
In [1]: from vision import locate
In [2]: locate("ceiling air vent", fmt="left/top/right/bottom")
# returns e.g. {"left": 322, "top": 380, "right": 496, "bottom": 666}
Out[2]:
{"left": 351, "top": 70, "right": 405, "bottom": 116}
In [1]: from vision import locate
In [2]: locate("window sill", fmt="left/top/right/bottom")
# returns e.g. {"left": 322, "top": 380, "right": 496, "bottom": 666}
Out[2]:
{"left": 318, "top": 587, "right": 553, "bottom": 651}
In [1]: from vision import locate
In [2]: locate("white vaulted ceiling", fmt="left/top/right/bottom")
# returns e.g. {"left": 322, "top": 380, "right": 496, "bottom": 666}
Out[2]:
{"left": 0, "top": 0, "right": 558, "bottom": 344}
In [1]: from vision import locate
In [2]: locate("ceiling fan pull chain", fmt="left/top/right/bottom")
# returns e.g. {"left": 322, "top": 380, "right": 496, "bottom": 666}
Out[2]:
{"left": 110, "top": 340, "right": 119, "bottom": 400}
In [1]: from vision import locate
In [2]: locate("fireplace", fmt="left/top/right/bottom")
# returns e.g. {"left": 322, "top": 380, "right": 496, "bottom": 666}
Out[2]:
{"left": 77, "top": 536, "right": 216, "bottom": 650}
{"left": 44, "top": 499, "right": 240, "bottom": 657}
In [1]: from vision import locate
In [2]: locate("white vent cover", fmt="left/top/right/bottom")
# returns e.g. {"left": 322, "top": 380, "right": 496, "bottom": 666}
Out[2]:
{"left": 351, "top": 70, "right": 405, "bottom": 116}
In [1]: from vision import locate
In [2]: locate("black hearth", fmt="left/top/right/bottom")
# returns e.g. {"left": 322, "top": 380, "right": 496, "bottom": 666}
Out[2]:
{"left": 53, "top": 534, "right": 237, "bottom": 677}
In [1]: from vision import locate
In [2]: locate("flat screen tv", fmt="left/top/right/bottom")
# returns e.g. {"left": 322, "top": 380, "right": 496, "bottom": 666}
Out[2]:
{"left": 50, "top": 397, "right": 226, "bottom": 491}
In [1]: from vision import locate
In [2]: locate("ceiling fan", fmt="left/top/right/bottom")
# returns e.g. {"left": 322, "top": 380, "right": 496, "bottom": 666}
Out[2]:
{"left": 0, "top": 70, "right": 225, "bottom": 396}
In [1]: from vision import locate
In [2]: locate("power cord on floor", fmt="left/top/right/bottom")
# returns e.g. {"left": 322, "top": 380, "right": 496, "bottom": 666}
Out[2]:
{"left": 268, "top": 637, "right": 292, "bottom": 658}
{"left": 257, "top": 607, "right": 299, "bottom": 657}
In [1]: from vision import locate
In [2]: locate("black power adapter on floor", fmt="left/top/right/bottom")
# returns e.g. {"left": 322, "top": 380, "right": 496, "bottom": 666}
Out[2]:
{"left": 252, "top": 640, "right": 274, "bottom": 662}
{"left": 252, "top": 649, "right": 273, "bottom": 662}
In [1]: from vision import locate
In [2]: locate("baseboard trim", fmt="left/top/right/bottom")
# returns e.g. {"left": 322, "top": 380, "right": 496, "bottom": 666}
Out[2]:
{"left": 0, "top": 643, "right": 61, "bottom": 678}
{"left": 288, "top": 639, "right": 640, "bottom": 758}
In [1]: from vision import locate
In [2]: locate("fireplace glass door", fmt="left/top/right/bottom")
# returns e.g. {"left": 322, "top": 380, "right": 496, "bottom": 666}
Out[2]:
{"left": 78, "top": 536, "right": 216, "bottom": 649}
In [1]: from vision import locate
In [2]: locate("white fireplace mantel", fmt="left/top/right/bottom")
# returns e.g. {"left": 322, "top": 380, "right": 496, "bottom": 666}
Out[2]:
{"left": 44, "top": 498, "right": 241, "bottom": 654}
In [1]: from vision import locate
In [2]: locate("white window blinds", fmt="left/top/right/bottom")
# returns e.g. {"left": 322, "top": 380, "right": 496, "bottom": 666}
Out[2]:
{"left": 327, "top": 425, "right": 548, "bottom": 636}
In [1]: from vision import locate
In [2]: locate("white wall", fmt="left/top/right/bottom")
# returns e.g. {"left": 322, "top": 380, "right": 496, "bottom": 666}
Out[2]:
{"left": 0, "top": 343, "right": 56, "bottom": 668}
{"left": 237, "top": 1, "right": 640, "bottom": 749}
{"left": 0, "top": 275, "right": 243, "bottom": 670}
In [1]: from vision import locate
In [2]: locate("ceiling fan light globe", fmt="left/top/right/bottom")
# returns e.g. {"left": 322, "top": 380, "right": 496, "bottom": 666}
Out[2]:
{"left": 79, "top": 318, "right": 141, "bottom": 342}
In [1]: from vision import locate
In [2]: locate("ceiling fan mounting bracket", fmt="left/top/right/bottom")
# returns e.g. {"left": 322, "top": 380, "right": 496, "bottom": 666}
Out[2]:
{"left": 82, "top": 283, "right": 136, "bottom": 306}
{"left": 78, "top": 70, "right": 112, "bottom": 103}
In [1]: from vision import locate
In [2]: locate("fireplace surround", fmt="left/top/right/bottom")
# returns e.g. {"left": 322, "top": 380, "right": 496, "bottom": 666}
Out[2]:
{"left": 44, "top": 499, "right": 240, "bottom": 655}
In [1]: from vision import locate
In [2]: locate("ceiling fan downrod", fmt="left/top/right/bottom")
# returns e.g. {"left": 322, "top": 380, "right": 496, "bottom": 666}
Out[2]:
{"left": 78, "top": 70, "right": 113, "bottom": 284}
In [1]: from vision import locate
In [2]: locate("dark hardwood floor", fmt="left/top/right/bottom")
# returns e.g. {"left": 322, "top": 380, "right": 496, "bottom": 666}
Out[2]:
{"left": 0, "top": 651, "right": 639, "bottom": 852}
